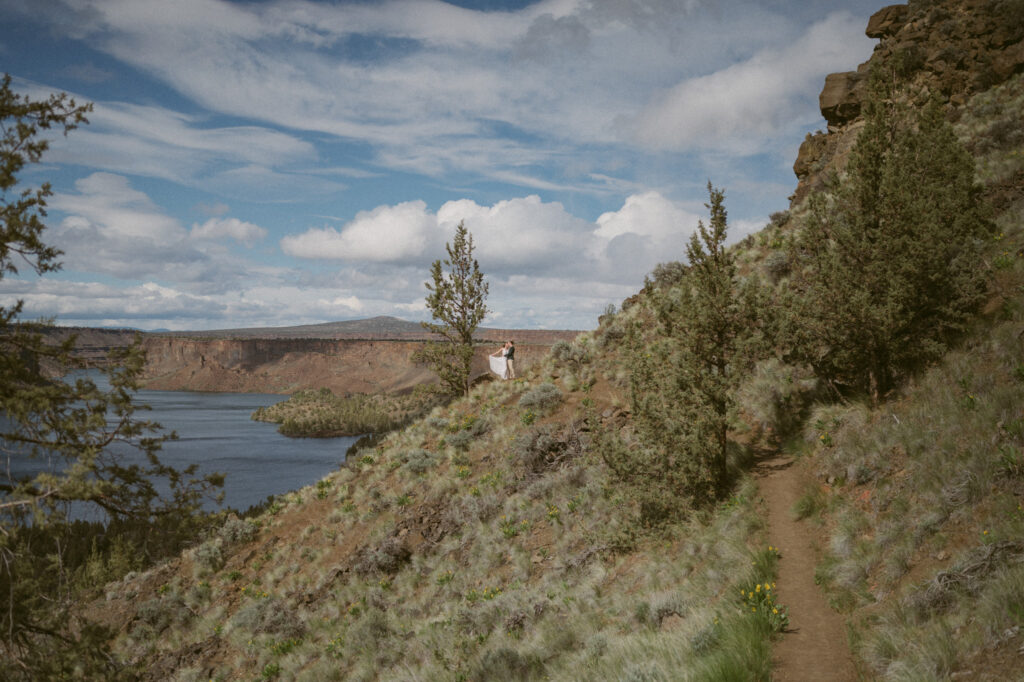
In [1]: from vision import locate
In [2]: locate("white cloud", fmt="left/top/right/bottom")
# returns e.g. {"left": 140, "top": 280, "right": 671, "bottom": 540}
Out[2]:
{"left": 6, "top": 184, "right": 723, "bottom": 331}
{"left": 48, "top": 172, "right": 269, "bottom": 289}
{"left": 438, "top": 196, "right": 594, "bottom": 270}
{"left": 27, "top": 89, "right": 334, "bottom": 200}
{"left": 595, "top": 191, "right": 701, "bottom": 243}
{"left": 280, "top": 201, "right": 439, "bottom": 263}
{"left": 320, "top": 295, "right": 363, "bottom": 313}
{"left": 191, "top": 217, "right": 267, "bottom": 246}
{"left": 53, "top": 172, "right": 183, "bottom": 241}
{"left": 26, "top": 0, "right": 878, "bottom": 190}
{"left": 1, "top": 0, "right": 886, "bottom": 332}
{"left": 282, "top": 191, "right": 704, "bottom": 286}
{"left": 43, "top": 96, "right": 315, "bottom": 165}
{"left": 628, "top": 12, "right": 872, "bottom": 152}
{"left": 0, "top": 278, "right": 227, "bottom": 323}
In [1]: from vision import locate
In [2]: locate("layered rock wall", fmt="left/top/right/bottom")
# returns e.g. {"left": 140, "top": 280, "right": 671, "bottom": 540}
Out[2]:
{"left": 139, "top": 336, "right": 566, "bottom": 394}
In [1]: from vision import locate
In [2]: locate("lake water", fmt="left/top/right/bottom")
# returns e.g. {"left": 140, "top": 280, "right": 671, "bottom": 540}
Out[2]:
{"left": 3, "top": 373, "right": 358, "bottom": 518}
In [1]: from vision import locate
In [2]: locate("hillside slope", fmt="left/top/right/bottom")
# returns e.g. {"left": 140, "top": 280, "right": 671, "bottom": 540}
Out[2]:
{"left": 83, "top": 1, "right": 1024, "bottom": 680}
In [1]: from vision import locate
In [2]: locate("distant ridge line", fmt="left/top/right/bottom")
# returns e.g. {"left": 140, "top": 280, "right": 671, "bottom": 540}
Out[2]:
{"left": 145, "top": 315, "right": 583, "bottom": 341}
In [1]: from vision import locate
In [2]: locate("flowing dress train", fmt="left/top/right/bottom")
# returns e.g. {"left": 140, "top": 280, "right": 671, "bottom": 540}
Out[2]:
{"left": 489, "top": 354, "right": 508, "bottom": 379}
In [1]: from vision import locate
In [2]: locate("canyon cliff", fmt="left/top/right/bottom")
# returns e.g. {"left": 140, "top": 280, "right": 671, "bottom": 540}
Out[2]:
{"left": 132, "top": 317, "right": 576, "bottom": 393}
{"left": 139, "top": 334, "right": 570, "bottom": 394}
{"left": 51, "top": 317, "right": 580, "bottom": 394}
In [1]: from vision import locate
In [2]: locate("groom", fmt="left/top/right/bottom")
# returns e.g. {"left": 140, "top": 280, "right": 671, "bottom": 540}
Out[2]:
{"left": 504, "top": 340, "right": 515, "bottom": 379}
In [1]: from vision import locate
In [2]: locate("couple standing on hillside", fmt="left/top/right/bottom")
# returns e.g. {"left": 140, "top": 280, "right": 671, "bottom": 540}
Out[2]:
{"left": 489, "top": 340, "right": 515, "bottom": 380}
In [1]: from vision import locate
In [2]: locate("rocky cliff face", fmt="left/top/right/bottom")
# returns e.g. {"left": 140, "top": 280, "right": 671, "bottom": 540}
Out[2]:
{"left": 43, "top": 319, "right": 580, "bottom": 394}
{"left": 140, "top": 335, "right": 572, "bottom": 394}
{"left": 792, "top": 0, "right": 1024, "bottom": 205}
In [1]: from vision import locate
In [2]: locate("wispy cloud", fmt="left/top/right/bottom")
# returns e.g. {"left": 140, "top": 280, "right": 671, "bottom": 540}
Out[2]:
{"left": 26, "top": 0, "right": 874, "bottom": 187}
{"left": 628, "top": 12, "right": 870, "bottom": 152}
{"left": 1, "top": 0, "right": 882, "bottom": 330}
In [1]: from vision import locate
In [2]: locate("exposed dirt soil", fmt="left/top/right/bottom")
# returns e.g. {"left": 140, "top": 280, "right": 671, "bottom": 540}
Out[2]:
{"left": 756, "top": 454, "right": 858, "bottom": 681}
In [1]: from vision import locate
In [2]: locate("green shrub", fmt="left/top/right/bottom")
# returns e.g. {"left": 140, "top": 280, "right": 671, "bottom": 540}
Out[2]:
{"left": 218, "top": 515, "right": 259, "bottom": 544}
{"left": 346, "top": 608, "right": 402, "bottom": 665}
{"left": 518, "top": 383, "right": 563, "bottom": 412}
{"left": 550, "top": 341, "right": 592, "bottom": 386}
{"left": 354, "top": 536, "right": 411, "bottom": 576}
{"left": 134, "top": 593, "right": 193, "bottom": 637}
{"left": 446, "top": 429, "right": 475, "bottom": 450}
{"left": 192, "top": 540, "right": 224, "bottom": 578}
{"left": 399, "top": 448, "right": 438, "bottom": 473}
{"left": 253, "top": 389, "right": 441, "bottom": 437}
{"left": 511, "top": 424, "right": 578, "bottom": 476}
{"left": 793, "top": 483, "right": 826, "bottom": 520}
{"left": 232, "top": 597, "right": 305, "bottom": 638}
{"left": 763, "top": 250, "right": 790, "bottom": 283}
{"left": 647, "top": 260, "right": 687, "bottom": 288}
{"left": 736, "top": 359, "right": 820, "bottom": 443}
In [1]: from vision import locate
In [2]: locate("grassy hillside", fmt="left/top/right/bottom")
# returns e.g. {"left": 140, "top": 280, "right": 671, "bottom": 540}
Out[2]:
{"left": 790, "top": 73, "right": 1024, "bottom": 677}
{"left": 78, "top": 1, "right": 1024, "bottom": 680}
{"left": 92, "top": 323, "right": 785, "bottom": 680}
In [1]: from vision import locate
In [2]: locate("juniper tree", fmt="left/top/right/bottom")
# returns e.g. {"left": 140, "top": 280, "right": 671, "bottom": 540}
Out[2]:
{"left": 788, "top": 73, "right": 990, "bottom": 402}
{"left": 0, "top": 74, "right": 223, "bottom": 679}
{"left": 601, "top": 185, "right": 760, "bottom": 522}
{"left": 413, "top": 221, "right": 489, "bottom": 397}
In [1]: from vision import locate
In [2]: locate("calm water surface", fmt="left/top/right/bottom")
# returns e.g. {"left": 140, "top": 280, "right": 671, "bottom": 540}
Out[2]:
{"left": 5, "top": 372, "right": 357, "bottom": 517}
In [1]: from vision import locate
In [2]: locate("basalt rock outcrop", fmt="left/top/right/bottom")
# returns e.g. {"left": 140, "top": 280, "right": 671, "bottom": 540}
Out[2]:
{"left": 792, "top": 0, "right": 1024, "bottom": 205}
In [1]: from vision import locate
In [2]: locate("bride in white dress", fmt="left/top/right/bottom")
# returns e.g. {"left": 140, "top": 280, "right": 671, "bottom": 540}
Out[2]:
{"left": 489, "top": 342, "right": 509, "bottom": 379}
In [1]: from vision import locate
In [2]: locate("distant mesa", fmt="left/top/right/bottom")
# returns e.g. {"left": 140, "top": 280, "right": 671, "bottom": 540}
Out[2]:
{"left": 45, "top": 317, "right": 582, "bottom": 394}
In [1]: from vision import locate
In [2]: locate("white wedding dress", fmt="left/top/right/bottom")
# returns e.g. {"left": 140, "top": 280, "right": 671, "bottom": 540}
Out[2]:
{"left": 489, "top": 353, "right": 508, "bottom": 379}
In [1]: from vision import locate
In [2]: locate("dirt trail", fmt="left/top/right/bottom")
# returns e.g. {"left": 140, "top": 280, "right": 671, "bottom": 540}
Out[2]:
{"left": 756, "top": 454, "right": 858, "bottom": 682}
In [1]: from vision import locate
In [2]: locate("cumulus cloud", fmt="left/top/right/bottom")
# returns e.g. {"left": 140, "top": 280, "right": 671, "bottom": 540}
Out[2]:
{"left": 49, "top": 172, "right": 270, "bottom": 289}
{"left": 7, "top": 185, "right": 724, "bottom": 330}
{"left": 437, "top": 196, "right": 595, "bottom": 271}
{"left": 595, "top": 191, "right": 701, "bottom": 243}
{"left": 280, "top": 201, "right": 440, "bottom": 263}
{"left": 282, "top": 191, "right": 704, "bottom": 286}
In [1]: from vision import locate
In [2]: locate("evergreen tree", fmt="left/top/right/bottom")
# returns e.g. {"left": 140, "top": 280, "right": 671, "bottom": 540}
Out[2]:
{"left": 0, "top": 74, "right": 223, "bottom": 679}
{"left": 602, "top": 185, "right": 758, "bottom": 522}
{"left": 789, "top": 73, "right": 990, "bottom": 402}
{"left": 413, "top": 221, "right": 489, "bottom": 397}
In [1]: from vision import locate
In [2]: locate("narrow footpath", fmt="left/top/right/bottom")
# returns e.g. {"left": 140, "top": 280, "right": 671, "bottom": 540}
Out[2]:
{"left": 756, "top": 454, "right": 858, "bottom": 681}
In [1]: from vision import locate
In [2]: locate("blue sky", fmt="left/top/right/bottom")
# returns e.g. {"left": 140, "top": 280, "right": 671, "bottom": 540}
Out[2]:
{"left": 0, "top": 0, "right": 880, "bottom": 331}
